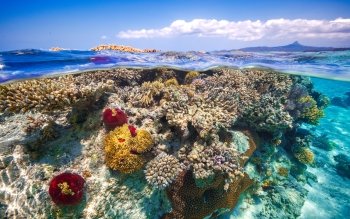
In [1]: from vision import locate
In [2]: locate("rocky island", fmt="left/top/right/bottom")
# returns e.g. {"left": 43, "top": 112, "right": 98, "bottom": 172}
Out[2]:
{"left": 91, "top": 44, "right": 158, "bottom": 53}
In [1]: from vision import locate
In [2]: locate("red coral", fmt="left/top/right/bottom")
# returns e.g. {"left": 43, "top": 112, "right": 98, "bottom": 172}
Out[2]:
{"left": 48, "top": 172, "right": 85, "bottom": 206}
{"left": 102, "top": 108, "right": 128, "bottom": 130}
{"left": 128, "top": 125, "right": 137, "bottom": 137}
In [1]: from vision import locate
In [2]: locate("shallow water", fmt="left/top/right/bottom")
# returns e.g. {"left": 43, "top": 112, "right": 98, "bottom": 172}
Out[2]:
{"left": 0, "top": 50, "right": 349, "bottom": 219}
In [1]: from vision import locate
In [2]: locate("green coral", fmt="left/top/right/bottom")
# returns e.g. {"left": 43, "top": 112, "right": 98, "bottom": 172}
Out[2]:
{"left": 298, "top": 95, "right": 324, "bottom": 125}
{"left": 184, "top": 71, "right": 200, "bottom": 84}
{"left": 294, "top": 147, "right": 314, "bottom": 164}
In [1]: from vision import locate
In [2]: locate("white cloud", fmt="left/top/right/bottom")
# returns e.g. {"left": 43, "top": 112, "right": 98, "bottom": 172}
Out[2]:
{"left": 117, "top": 18, "right": 350, "bottom": 41}
{"left": 101, "top": 35, "right": 108, "bottom": 40}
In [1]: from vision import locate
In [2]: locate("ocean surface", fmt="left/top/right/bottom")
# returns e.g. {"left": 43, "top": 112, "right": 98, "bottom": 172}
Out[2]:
{"left": 0, "top": 49, "right": 350, "bottom": 83}
{"left": 0, "top": 49, "right": 349, "bottom": 219}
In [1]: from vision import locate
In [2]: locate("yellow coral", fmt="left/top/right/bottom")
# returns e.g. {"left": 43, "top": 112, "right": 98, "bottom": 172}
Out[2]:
{"left": 298, "top": 95, "right": 324, "bottom": 125}
{"left": 277, "top": 167, "right": 289, "bottom": 177}
{"left": 184, "top": 71, "right": 200, "bottom": 84}
{"left": 164, "top": 78, "right": 179, "bottom": 86}
{"left": 130, "top": 129, "right": 153, "bottom": 153}
{"left": 294, "top": 147, "right": 314, "bottom": 164}
{"left": 139, "top": 81, "right": 165, "bottom": 106}
{"left": 104, "top": 124, "right": 153, "bottom": 173}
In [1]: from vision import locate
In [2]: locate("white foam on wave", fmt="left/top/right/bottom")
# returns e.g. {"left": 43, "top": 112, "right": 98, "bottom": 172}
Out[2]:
{"left": 0, "top": 63, "right": 4, "bottom": 70}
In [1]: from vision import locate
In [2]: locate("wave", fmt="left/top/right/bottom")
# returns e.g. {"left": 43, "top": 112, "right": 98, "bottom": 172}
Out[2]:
{"left": 0, "top": 49, "right": 349, "bottom": 83}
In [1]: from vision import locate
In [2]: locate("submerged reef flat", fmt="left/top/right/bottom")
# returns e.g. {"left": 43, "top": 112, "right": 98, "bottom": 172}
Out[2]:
{"left": 0, "top": 67, "right": 328, "bottom": 218}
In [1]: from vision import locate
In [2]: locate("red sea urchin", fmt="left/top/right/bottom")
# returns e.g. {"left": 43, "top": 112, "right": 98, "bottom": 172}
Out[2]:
{"left": 48, "top": 172, "right": 85, "bottom": 206}
{"left": 102, "top": 108, "right": 128, "bottom": 130}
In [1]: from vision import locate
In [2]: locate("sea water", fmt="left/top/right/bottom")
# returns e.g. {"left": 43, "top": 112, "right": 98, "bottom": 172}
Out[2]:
{"left": 0, "top": 49, "right": 349, "bottom": 218}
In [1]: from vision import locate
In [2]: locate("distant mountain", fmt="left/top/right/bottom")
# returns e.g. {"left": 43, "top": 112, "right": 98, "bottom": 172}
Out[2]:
{"left": 240, "top": 41, "right": 350, "bottom": 52}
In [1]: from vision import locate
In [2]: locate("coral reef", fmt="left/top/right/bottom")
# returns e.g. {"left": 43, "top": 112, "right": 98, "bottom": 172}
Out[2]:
{"left": 0, "top": 74, "right": 113, "bottom": 113}
{"left": 145, "top": 153, "right": 183, "bottom": 189}
{"left": 164, "top": 78, "right": 179, "bottom": 86}
{"left": 48, "top": 172, "right": 85, "bottom": 206}
{"left": 104, "top": 124, "right": 153, "bottom": 173}
{"left": 0, "top": 67, "right": 330, "bottom": 219}
{"left": 298, "top": 95, "right": 324, "bottom": 125}
{"left": 294, "top": 147, "right": 315, "bottom": 164}
{"left": 184, "top": 71, "right": 200, "bottom": 84}
{"left": 187, "top": 142, "right": 243, "bottom": 189}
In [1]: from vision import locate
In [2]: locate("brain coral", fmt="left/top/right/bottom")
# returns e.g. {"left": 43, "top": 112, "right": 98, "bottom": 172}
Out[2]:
{"left": 104, "top": 124, "right": 153, "bottom": 173}
{"left": 145, "top": 153, "right": 183, "bottom": 189}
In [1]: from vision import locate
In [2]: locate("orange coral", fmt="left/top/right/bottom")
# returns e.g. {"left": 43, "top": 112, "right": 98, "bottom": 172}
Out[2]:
{"left": 163, "top": 171, "right": 253, "bottom": 219}
{"left": 104, "top": 124, "right": 153, "bottom": 173}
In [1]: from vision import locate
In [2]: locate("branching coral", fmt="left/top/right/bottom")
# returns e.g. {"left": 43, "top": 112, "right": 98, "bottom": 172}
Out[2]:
{"left": 187, "top": 142, "right": 243, "bottom": 189}
{"left": 145, "top": 153, "right": 183, "bottom": 189}
{"left": 243, "top": 93, "right": 293, "bottom": 133}
{"left": 0, "top": 74, "right": 113, "bottom": 113}
{"left": 184, "top": 71, "right": 200, "bottom": 84}
{"left": 104, "top": 124, "right": 153, "bottom": 173}
{"left": 298, "top": 95, "right": 324, "bottom": 125}
{"left": 164, "top": 78, "right": 179, "bottom": 86}
{"left": 129, "top": 81, "right": 165, "bottom": 107}
{"left": 294, "top": 147, "right": 315, "bottom": 164}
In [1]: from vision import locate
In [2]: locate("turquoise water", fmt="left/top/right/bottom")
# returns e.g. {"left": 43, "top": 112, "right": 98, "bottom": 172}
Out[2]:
{"left": 300, "top": 78, "right": 350, "bottom": 218}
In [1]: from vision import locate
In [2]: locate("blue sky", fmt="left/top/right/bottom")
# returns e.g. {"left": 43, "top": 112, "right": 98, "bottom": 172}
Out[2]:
{"left": 1, "top": 0, "right": 350, "bottom": 51}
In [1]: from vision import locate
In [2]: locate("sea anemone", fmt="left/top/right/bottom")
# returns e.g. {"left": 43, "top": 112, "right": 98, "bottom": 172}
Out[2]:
{"left": 102, "top": 107, "right": 128, "bottom": 130}
{"left": 104, "top": 124, "right": 153, "bottom": 173}
{"left": 48, "top": 172, "right": 85, "bottom": 206}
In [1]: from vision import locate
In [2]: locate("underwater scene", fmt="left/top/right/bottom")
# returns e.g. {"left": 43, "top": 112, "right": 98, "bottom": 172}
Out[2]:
{"left": 0, "top": 49, "right": 349, "bottom": 219}
{"left": 1, "top": 1, "right": 350, "bottom": 219}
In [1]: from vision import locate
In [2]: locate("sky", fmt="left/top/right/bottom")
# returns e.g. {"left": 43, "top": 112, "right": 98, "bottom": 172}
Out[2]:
{"left": 1, "top": 0, "right": 350, "bottom": 51}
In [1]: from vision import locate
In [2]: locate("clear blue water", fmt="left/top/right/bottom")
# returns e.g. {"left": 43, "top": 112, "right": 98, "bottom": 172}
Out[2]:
{"left": 1, "top": 49, "right": 350, "bottom": 83}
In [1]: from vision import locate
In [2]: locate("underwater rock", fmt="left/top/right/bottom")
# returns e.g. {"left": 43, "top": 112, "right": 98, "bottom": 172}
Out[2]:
{"left": 311, "top": 133, "right": 336, "bottom": 151}
{"left": 334, "top": 154, "right": 350, "bottom": 179}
